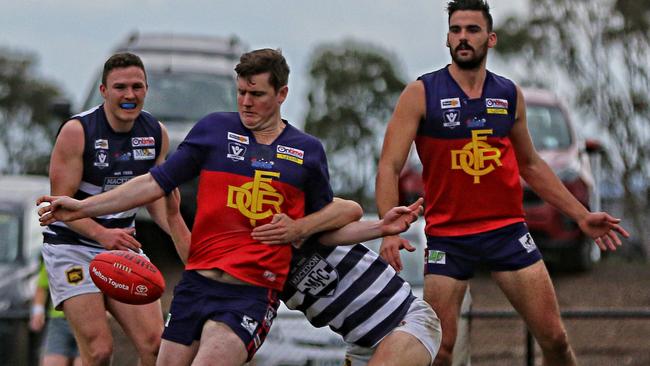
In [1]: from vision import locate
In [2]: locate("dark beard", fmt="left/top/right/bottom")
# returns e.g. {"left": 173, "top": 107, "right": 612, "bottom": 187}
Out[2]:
{"left": 450, "top": 41, "right": 487, "bottom": 70}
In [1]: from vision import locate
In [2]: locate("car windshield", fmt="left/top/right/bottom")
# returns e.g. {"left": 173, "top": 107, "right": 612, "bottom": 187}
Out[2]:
{"left": 85, "top": 70, "right": 237, "bottom": 122}
{"left": 0, "top": 211, "right": 20, "bottom": 262}
{"left": 526, "top": 105, "right": 572, "bottom": 150}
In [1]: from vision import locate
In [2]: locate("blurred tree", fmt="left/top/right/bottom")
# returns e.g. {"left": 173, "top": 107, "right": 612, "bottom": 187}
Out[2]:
{"left": 304, "top": 40, "right": 405, "bottom": 209}
{"left": 493, "top": 0, "right": 650, "bottom": 252}
{"left": 0, "top": 48, "right": 64, "bottom": 175}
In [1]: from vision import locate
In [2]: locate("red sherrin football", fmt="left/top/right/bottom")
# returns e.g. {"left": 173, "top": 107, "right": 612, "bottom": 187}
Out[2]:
{"left": 89, "top": 250, "right": 165, "bottom": 305}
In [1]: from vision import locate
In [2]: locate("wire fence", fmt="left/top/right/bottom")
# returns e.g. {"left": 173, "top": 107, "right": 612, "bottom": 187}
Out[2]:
{"left": 464, "top": 308, "right": 650, "bottom": 366}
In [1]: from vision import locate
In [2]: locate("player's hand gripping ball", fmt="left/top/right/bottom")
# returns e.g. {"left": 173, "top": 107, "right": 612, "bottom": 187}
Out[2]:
{"left": 90, "top": 250, "right": 165, "bottom": 304}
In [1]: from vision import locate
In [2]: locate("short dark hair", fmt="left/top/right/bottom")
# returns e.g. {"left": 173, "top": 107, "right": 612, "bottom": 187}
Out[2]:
{"left": 447, "top": 0, "right": 493, "bottom": 32}
{"left": 235, "top": 48, "right": 290, "bottom": 91}
{"left": 101, "top": 52, "right": 146, "bottom": 85}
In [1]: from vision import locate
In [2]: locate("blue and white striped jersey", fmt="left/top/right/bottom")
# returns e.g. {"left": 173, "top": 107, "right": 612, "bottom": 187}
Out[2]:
{"left": 281, "top": 243, "right": 415, "bottom": 347}
{"left": 44, "top": 104, "right": 162, "bottom": 248}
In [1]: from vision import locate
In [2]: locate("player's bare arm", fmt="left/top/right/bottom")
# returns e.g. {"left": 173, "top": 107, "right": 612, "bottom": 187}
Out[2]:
{"left": 251, "top": 197, "right": 363, "bottom": 246}
{"left": 376, "top": 80, "right": 426, "bottom": 271}
{"left": 38, "top": 173, "right": 165, "bottom": 227}
{"left": 164, "top": 188, "right": 190, "bottom": 264}
{"left": 319, "top": 197, "right": 424, "bottom": 246}
{"left": 48, "top": 119, "right": 142, "bottom": 251}
{"left": 510, "top": 85, "right": 629, "bottom": 250}
{"left": 144, "top": 122, "right": 171, "bottom": 235}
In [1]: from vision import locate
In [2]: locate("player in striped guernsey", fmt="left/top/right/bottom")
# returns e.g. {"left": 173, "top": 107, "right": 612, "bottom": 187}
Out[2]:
{"left": 40, "top": 52, "right": 170, "bottom": 366}
{"left": 163, "top": 190, "right": 440, "bottom": 366}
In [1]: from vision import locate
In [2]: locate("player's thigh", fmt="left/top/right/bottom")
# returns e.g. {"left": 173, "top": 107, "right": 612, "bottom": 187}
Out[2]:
{"left": 491, "top": 260, "right": 564, "bottom": 337}
{"left": 156, "top": 338, "right": 199, "bottom": 366}
{"left": 106, "top": 297, "right": 163, "bottom": 348}
{"left": 370, "top": 331, "right": 432, "bottom": 366}
{"left": 193, "top": 320, "right": 248, "bottom": 366}
{"left": 62, "top": 293, "right": 112, "bottom": 346}
{"left": 423, "top": 275, "right": 468, "bottom": 333}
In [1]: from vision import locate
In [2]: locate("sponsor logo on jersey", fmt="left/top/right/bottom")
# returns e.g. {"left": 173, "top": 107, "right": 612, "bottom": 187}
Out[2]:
{"left": 466, "top": 117, "right": 487, "bottom": 128}
{"left": 451, "top": 129, "right": 502, "bottom": 183}
{"left": 251, "top": 158, "right": 274, "bottom": 169}
{"left": 263, "top": 270, "right": 277, "bottom": 282}
{"left": 103, "top": 176, "right": 133, "bottom": 191}
{"left": 289, "top": 253, "right": 338, "bottom": 297}
{"left": 276, "top": 145, "right": 304, "bottom": 165}
{"left": 443, "top": 109, "right": 461, "bottom": 129}
{"left": 227, "top": 142, "right": 247, "bottom": 161}
{"left": 427, "top": 250, "right": 446, "bottom": 265}
{"left": 487, "top": 108, "right": 508, "bottom": 115}
{"left": 94, "top": 139, "right": 109, "bottom": 149}
{"left": 227, "top": 170, "right": 284, "bottom": 226}
{"left": 94, "top": 150, "right": 109, "bottom": 169}
{"left": 113, "top": 151, "right": 132, "bottom": 161}
{"left": 228, "top": 132, "right": 250, "bottom": 145}
{"left": 241, "top": 315, "right": 258, "bottom": 336}
{"left": 131, "top": 137, "right": 155, "bottom": 147}
{"left": 65, "top": 266, "right": 84, "bottom": 285}
{"left": 485, "top": 98, "right": 508, "bottom": 109}
{"left": 519, "top": 233, "right": 537, "bottom": 253}
{"left": 133, "top": 148, "right": 156, "bottom": 160}
{"left": 485, "top": 98, "right": 508, "bottom": 115}
{"left": 441, "top": 97, "right": 461, "bottom": 109}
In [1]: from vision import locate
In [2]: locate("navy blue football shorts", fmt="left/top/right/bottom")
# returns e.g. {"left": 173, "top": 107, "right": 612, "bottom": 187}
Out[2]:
{"left": 162, "top": 270, "right": 279, "bottom": 361}
{"left": 424, "top": 222, "right": 543, "bottom": 280}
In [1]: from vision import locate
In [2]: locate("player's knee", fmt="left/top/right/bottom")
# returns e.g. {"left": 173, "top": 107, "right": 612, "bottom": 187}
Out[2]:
{"left": 432, "top": 340, "right": 454, "bottom": 366}
{"left": 86, "top": 342, "right": 113, "bottom": 365}
{"left": 432, "top": 347, "right": 453, "bottom": 366}
{"left": 538, "top": 328, "right": 570, "bottom": 355}
{"left": 136, "top": 330, "right": 162, "bottom": 357}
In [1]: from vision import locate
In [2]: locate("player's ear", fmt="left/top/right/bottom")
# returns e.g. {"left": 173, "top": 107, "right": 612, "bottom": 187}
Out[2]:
{"left": 488, "top": 31, "right": 497, "bottom": 49}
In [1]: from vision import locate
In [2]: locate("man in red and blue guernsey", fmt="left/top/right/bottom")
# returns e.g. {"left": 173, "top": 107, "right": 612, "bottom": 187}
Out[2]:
{"left": 37, "top": 49, "right": 344, "bottom": 366}
{"left": 376, "top": 1, "right": 629, "bottom": 365}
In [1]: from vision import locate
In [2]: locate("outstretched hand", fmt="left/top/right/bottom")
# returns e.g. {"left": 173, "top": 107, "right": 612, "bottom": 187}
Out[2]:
{"left": 380, "top": 197, "right": 424, "bottom": 236}
{"left": 379, "top": 235, "right": 415, "bottom": 273}
{"left": 578, "top": 212, "right": 629, "bottom": 251}
{"left": 36, "top": 195, "right": 85, "bottom": 226}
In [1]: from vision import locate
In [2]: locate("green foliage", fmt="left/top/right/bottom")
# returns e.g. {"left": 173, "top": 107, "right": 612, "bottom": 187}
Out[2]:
{"left": 304, "top": 40, "right": 405, "bottom": 209}
{"left": 0, "top": 49, "right": 64, "bottom": 175}
{"left": 493, "top": 0, "right": 650, "bottom": 245}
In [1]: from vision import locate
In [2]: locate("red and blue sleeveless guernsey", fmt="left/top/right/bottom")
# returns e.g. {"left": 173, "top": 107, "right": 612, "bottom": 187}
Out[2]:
{"left": 416, "top": 66, "right": 525, "bottom": 236}
{"left": 150, "top": 112, "right": 333, "bottom": 290}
